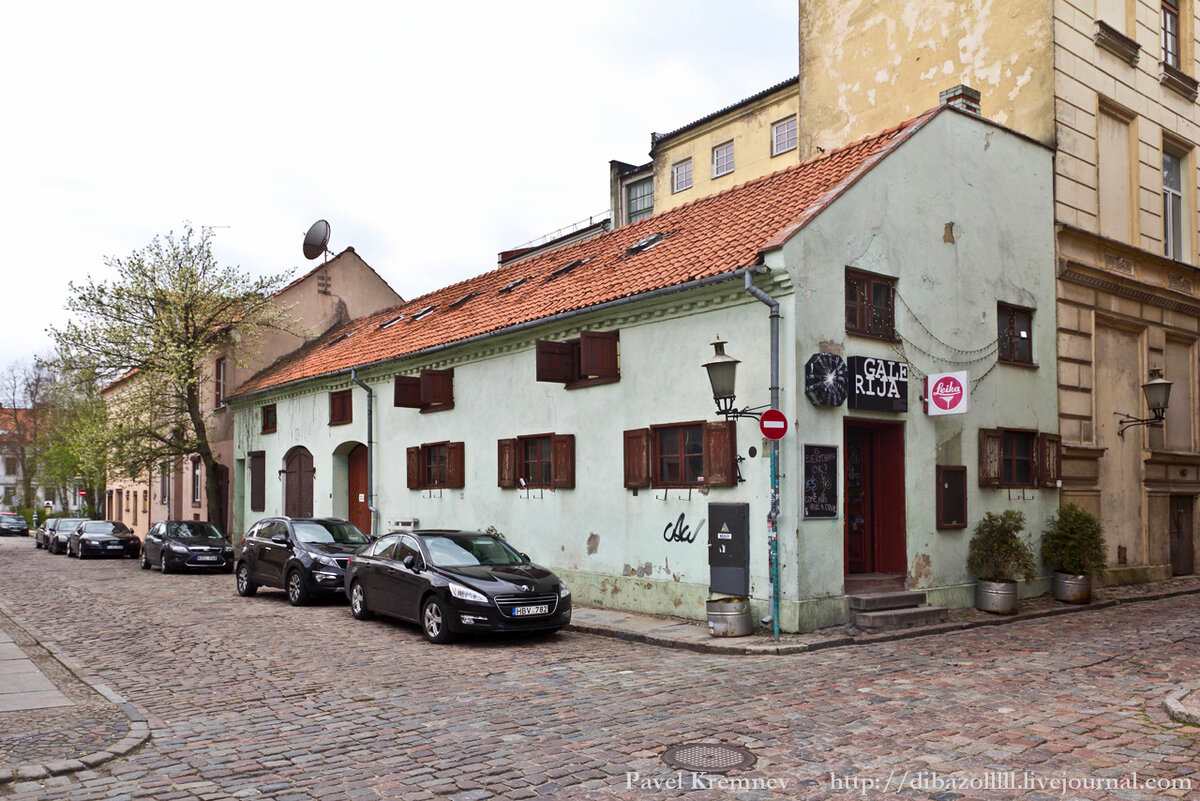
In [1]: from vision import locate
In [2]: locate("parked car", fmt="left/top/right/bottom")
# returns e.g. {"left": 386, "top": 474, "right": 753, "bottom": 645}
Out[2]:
{"left": 141, "top": 520, "right": 233, "bottom": 573}
{"left": 0, "top": 512, "right": 28, "bottom": 537}
{"left": 67, "top": 520, "right": 141, "bottom": 559}
{"left": 44, "top": 518, "right": 89, "bottom": 554}
{"left": 343, "top": 529, "right": 571, "bottom": 643}
{"left": 34, "top": 519, "right": 55, "bottom": 549}
{"left": 235, "top": 517, "right": 370, "bottom": 606}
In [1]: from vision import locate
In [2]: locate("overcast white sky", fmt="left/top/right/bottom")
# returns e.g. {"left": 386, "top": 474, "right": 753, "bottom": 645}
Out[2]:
{"left": 2, "top": 1, "right": 798, "bottom": 369}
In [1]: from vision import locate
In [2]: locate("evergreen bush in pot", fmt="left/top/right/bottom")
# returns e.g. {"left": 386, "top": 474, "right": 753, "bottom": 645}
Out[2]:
{"left": 1041, "top": 503, "right": 1106, "bottom": 604}
{"left": 967, "top": 510, "right": 1037, "bottom": 614}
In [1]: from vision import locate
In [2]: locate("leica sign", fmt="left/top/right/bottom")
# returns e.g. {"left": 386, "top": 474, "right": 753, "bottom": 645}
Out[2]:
{"left": 925, "top": 371, "right": 970, "bottom": 416}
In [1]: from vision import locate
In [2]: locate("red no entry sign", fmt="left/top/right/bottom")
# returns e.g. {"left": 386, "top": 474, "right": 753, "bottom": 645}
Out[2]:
{"left": 759, "top": 409, "right": 788, "bottom": 440}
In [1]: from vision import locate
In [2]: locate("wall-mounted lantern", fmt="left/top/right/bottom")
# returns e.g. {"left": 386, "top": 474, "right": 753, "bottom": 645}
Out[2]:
{"left": 1117, "top": 368, "right": 1173, "bottom": 438}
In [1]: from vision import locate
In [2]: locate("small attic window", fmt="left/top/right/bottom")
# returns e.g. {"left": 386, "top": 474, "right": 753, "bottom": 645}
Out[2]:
{"left": 412, "top": 305, "right": 437, "bottom": 321}
{"left": 548, "top": 258, "right": 587, "bottom": 280}
{"left": 327, "top": 333, "right": 350, "bottom": 347}
{"left": 625, "top": 233, "right": 666, "bottom": 256}
{"left": 379, "top": 315, "right": 405, "bottom": 329}
{"left": 499, "top": 277, "right": 531, "bottom": 294}
{"left": 449, "top": 291, "right": 481, "bottom": 309}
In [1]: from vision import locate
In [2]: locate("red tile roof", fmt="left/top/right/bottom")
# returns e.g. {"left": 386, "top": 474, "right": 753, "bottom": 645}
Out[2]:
{"left": 230, "top": 108, "right": 939, "bottom": 400}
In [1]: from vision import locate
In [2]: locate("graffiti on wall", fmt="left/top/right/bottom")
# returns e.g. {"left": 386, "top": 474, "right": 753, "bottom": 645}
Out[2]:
{"left": 663, "top": 512, "right": 703, "bottom": 544}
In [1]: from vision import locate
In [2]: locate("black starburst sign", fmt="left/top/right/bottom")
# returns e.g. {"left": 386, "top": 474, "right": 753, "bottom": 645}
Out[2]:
{"left": 805, "top": 353, "right": 847, "bottom": 407}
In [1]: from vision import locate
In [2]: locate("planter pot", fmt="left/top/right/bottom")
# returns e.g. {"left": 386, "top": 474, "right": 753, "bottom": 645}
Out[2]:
{"left": 706, "top": 598, "right": 754, "bottom": 637}
{"left": 1052, "top": 572, "right": 1092, "bottom": 604}
{"left": 975, "top": 580, "right": 1019, "bottom": 615}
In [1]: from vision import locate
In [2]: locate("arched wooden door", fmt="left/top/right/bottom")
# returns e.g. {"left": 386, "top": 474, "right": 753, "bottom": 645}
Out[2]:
{"left": 283, "top": 447, "right": 314, "bottom": 518}
{"left": 348, "top": 444, "right": 370, "bottom": 535}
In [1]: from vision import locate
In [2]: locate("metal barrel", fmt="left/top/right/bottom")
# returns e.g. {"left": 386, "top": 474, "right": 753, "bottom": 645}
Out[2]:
{"left": 706, "top": 597, "right": 754, "bottom": 637}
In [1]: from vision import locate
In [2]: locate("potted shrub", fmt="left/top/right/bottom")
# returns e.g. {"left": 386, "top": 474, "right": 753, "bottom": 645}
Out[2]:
{"left": 1041, "top": 504, "right": 1106, "bottom": 604}
{"left": 967, "top": 510, "right": 1037, "bottom": 614}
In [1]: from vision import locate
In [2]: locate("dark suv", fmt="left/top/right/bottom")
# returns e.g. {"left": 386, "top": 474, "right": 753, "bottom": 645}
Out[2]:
{"left": 235, "top": 517, "right": 370, "bottom": 606}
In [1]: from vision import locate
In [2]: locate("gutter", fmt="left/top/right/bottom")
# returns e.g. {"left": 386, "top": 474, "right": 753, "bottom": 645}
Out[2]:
{"left": 349, "top": 368, "right": 376, "bottom": 539}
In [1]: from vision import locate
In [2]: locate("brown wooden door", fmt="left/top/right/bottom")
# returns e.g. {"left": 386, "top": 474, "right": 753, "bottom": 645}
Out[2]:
{"left": 284, "top": 448, "right": 314, "bottom": 518}
{"left": 844, "top": 421, "right": 907, "bottom": 577}
{"left": 1170, "top": 495, "right": 1195, "bottom": 576}
{"left": 845, "top": 426, "right": 873, "bottom": 573}
{"left": 348, "top": 444, "right": 370, "bottom": 536}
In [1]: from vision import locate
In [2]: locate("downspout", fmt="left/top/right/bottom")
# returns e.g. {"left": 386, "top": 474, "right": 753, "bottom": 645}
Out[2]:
{"left": 349, "top": 369, "right": 377, "bottom": 539}
{"left": 744, "top": 268, "right": 781, "bottom": 642}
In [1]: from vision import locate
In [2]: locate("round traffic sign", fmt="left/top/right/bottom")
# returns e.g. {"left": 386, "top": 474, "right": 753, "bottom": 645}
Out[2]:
{"left": 759, "top": 408, "right": 788, "bottom": 440}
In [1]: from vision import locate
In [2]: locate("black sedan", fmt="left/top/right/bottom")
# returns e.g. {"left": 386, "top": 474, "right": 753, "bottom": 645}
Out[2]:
{"left": 67, "top": 520, "right": 141, "bottom": 559}
{"left": 141, "top": 520, "right": 234, "bottom": 573}
{"left": 344, "top": 529, "right": 571, "bottom": 643}
{"left": 236, "top": 517, "right": 370, "bottom": 606}
{"left": 0, "top": 512, "right": 28, "bottom": 536}
{"left": 45, "top": 517, "right": 89, "bottom": 554}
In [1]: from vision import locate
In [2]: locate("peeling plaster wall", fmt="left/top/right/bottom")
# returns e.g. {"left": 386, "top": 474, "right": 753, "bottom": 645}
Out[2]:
{"left": 798, "top": 0, "right": 1054, "bottom": 157}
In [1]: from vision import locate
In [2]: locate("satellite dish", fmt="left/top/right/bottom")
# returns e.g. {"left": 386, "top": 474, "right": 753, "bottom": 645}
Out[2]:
{"left": 302, "top": 220, "right": 332, "bottom": 261}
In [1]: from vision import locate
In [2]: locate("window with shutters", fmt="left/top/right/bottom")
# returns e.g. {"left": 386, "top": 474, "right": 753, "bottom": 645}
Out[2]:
{"left": 214, "top": 356, "right": 227, "bottom": 409}
{"left": 498, "top": 433, "right": 575, "bottom": 489}
{"left": 978, "top": 428, "right": 1061, "bottom": 489}
{"left": 623, "top": 421, "right": 737, "bottom": 489}
{"left": 329, "top": 389, "right": 353, "bottom": 425}
{"left": 394, "top": 369, "right": 455, "bottom": 413}
{"left": 845, "top": 269, "right": 896, "bottom": 340}
{"left": 406, "top": 442, "right": 465, "bottom": 490}
{"left": 535, "top": 330, "right": 619, "bottom": 389}
{"left": 249, "top": 451, "right": 265, "bottom": 512}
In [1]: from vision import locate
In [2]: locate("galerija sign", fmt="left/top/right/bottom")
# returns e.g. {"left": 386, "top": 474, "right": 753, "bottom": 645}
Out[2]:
{"left": 846, "top": 356, "right": 908, "bottom": 412}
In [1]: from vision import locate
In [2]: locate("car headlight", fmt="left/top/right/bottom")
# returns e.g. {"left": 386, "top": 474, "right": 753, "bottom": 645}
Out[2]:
{"left": 559, "top": 579, "right": 571, "bottom": 599}
{"left": 313, "top": 555, "right": 340, "bottom": 567}
{"left": 448, "top": 582, "right": 488, "bottom": 604}
{"left": 169, "top": 542, "right": 190, "bottom": 553}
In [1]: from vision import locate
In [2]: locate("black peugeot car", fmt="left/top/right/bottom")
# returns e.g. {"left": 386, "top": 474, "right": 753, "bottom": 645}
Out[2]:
{"left": 141, "top": 520, "right": 234, "bottom": 573}
{"left": 344, "top": 529, "right": 571, "bottom": 643}
{"left": 235, "top": 517, "right": 370, "bottom": 606}
{"left": 66, "top": 520, "right": 141, "bottom": 559}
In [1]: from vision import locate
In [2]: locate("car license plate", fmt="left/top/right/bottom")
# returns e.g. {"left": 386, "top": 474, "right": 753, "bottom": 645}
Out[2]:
{"left": 196, "top": 555, "right": 219, "bottom": 562}
{"left": 106, "top": 545, "right": 123, "bottom": 550}
{"left": 512, "top": 605, "right": 549, "bottom": 616}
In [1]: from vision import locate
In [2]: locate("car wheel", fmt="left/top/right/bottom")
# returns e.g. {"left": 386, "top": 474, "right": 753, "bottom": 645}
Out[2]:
{"left": 349, "top": 581, "right": 373, "bottom": 621}
{"left": 235, "top": 563, "right": 257, "bottom": 597}
{"left": 34, "top": 537, "right": 41, "bottom": 549}
{"left": 421, "top": 596, "right": 455, "bottom": 644}
{"left": 140, "top": 549, "right": 150, "bottom": 570}
{"left": 76, "top": 544, "right": 86, "bottom": 560}
{"left": 286, "top": 570, "right": 310, "bottom": 607}
{"left": 65, "top": 541, "right": 72, "bottom": 557}
{"left": 160, "top": 552, "right": 173, "bottom": 574}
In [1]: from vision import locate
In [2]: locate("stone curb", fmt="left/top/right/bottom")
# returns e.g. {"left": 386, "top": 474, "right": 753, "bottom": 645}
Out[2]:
{"left": 1164, "top": 685, "right": 1200, "bottom": 726}
{"left": 0, "top": 599, "right": 153, "bottom": 787}
{"left": 568, "top": 583, "right": 1200, "bottom": 656}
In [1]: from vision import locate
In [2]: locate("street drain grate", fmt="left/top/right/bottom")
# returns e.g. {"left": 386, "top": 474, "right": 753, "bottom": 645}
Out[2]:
{"left": 661, "top": 743, "right": 756, "bottom": 773}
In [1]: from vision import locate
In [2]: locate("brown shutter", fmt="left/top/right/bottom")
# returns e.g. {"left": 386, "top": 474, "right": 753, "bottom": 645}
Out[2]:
{"left": 249, "top": 451, "right": 265, "bottom": 512}
{"left": 406, "top": 446, "right": 421, "bottom": 490}
{"left": 420, "top": 369, "right": 454, "bottom": 408}
{"left": 1038, "top": 432, "right": 1062, "bottom": 488}
{"left": 445, "top": 441, "right": 465, "bottom": 488}
{"left": 535, "top": 340, "right": 573, "bottom": 383}
{"left": 497, "top": 438, "right": 517, "bottom": 488}
{"left": 703, "top": 420, "right": 738, "bottom": 487}
{"left": 330, "top": 390, "right": 352, "bottom": 424}
{"left": 978, "top": 429, "right": 1002, "bottom": 487}
{"left": 551, "top": 434, "right": 576, "bottom": 489}
{"left": 580, "top": 330, "right": 619, "bottom": 379}
{"left": 394, "top": 376, "right": 421, "bottom": 408}
{"left": 623, "top": 428, "right": 651, "bottom": 488}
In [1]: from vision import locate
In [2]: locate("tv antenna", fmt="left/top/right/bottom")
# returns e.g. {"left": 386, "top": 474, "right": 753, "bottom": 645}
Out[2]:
{"left": 302, "top": 219, "right": 333, "bottom": 262}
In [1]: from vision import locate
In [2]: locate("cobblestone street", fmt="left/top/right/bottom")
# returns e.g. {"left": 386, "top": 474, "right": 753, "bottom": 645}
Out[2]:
{"left": 0, "top": 537, "right": 1197, "bottom": 800}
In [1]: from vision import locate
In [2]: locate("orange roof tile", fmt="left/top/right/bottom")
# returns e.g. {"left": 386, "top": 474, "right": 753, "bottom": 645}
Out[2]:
{"left": 230, "top": 108, "right": 940, "bottom": 400}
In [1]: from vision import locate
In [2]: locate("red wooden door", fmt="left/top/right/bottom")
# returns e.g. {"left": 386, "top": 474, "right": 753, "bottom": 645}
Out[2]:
{"left": 348, "top": 444, "right": 370, "bottom": 536}
{"left": 844, "top": 421, "right": 907, "bottom": 577}
{"left": 284, "top": 448, "right": 314, "bottom": 518}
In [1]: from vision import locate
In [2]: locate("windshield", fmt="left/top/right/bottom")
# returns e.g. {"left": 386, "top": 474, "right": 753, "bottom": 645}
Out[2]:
{"left": 59, "top": 519, "right": 87, "bottom": 529}
{"left": 168, "top": 522, "right": 224, "bottom": 540}
{"left": 1, "top": 514, "right": 22, "bottom": 522}
{"left": 422, "top": 534, "right": 524, "bottom": 567}
{"left": 82, "top": 522, "right": 131, "bottom": 535}
{"left": 292, "top": 521, "right": 368, "bottom": 545}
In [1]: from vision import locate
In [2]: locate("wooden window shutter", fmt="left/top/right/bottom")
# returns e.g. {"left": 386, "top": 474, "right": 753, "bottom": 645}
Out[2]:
{"left": 978, "top": 428, "right": 1002, "bottom": 487}
{"left": 1038, "top": 433, "right": 1062, "bottom": 488}
{"left": 551, "top": 434, "right": 576, "bottom": 489}
{"left": 580, "top": 330, "right": 619, "bottom": 379}
{"left": 703, "top": 420, "right": 738, "bottom": 487}
{"left": 447, "top": 441, "right": 465, "bottom": 488}
{"left": 249, "top": 451, "right": 265, "bottom": 512}
{"left": 406, "top": 446, "right": 421, "bottom": 490}
{"left": 535, "top": 340, "right": 573, "bottom": 383}
{"left": 330, "top": 390, "right": 352, "bottom": 424}
{"left": 420, "top": 369, "right": 454, "bottom": 408}
{"left": 497, "top": 438, "right": 517, "bottom": 488}
{"left": 394, "top": 376, "right": 421, "bottom": 408}
{"left": 623, "top": 428, "right": 651, "bottom": 488}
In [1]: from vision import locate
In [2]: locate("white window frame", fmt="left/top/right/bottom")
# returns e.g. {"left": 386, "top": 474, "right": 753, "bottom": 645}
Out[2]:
{"left": 627, "top": 178, "right": 653, "bottom": 223}
{"left": 191, "top": 459, "right": 202, "bottom": 504}
{"left": 1163, "top": 146, "right": 1187, "bottom": 261}
{"left": 711, "top": 141, "right": 734, "bottom": 178}
{"left": 771, "top": 116, "right": 797, "bottom": 156}
{"left": 671, "top": 159, "right": 692, "bottom": 193}
{"left": 1163, "top": 0, "right": 1181, "bottom": 68}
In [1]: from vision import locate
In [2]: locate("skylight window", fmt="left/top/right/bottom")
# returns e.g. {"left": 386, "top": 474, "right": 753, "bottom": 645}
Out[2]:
{"left": 499, "top": 277, "right": 531, "bottom": 294}
{"left": 625, "top": 233, "right": 666, "bottom": 256}
{"left": 548, "top": 258, "right": 587, "bottom": 280}
{"left": 449, "top": 291, "right": 481, "bottom": 309}
{"left": 412, "top": 305, "right": 437, "bottom": 321}
{"left": 379, "top": 315, "right": 404, "bottom": 329}
{"left": 326, "top": 333, "right": 350, "bottom": 347}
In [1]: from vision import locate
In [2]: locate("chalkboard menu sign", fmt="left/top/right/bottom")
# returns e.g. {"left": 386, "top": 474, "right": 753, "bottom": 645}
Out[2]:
{"left": 803, "top": 444, "right": 838, "bottom": 519}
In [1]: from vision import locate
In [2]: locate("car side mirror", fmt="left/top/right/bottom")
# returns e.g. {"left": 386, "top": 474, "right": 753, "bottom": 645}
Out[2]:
{"left": 271, "top": 534, "right": 290, "bottom": 547}
{"left": 403, "top": 554, "right": 419, "bottom": 571}
{"left": 519, "top": 552, "right": 530, "bottom": 563}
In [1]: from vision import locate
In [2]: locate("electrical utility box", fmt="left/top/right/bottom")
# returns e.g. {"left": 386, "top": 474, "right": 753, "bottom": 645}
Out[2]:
{"left": 708, "top": 502, "right": 750, "bottom": 596}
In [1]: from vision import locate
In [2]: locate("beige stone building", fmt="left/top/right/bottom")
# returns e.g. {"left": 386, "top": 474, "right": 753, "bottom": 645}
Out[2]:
{"left": 795, "top": 0, "right": 1200, "bottom": 581}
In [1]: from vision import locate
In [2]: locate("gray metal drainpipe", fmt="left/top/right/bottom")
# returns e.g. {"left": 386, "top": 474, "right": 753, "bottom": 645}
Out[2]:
{"left": 743, "top": 268, "right": 782, "bottom": 642}
{"left": 349, "top": 369, "right": 377, "bottom": 539}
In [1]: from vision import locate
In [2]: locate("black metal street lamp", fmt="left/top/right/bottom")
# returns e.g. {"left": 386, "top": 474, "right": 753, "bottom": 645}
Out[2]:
{"left": 1117, "top": 368, "right": 1173, "bottom": 438}
{"left": 703, "top": 337, "right": 767, "bottom": 420}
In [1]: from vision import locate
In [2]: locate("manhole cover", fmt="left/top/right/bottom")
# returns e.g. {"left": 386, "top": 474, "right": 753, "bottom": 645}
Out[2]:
{"left": 661, "top": 742, "right": 756, "bottom": 773}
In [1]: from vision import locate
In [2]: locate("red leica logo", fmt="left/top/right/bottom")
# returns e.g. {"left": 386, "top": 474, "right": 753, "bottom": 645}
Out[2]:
{"left": 931, "top": 376, "right": 964, "bottom": 410}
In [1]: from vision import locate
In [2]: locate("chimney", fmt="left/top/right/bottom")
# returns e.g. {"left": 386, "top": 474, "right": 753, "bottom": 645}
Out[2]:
{"left": 939, "top": 84, "right": 981, "bottom": 115}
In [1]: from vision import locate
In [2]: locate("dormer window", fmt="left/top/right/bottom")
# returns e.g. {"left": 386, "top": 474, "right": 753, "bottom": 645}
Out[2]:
{"left": 394, "top": 368, "right": 455, "bottom": 413}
